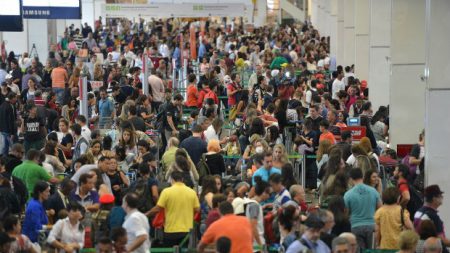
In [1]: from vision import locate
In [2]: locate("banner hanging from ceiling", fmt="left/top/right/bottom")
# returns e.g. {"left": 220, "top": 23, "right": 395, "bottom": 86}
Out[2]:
{"left": 23, "top": 0, "right": 81, "bottom": 19}
{"left": 0, "top": 0, "right": 23, "bottom": 31}
{"left": 103, "top": 3, "right": 246, "bottom": 19}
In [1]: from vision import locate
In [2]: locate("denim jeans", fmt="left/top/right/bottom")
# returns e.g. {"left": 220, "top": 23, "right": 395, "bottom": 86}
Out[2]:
{"left": 54, "top": 88, "right": 65, "bottom": 104}
{"left": 0, "top": 132, "right": 11, "bottom": 155}
{"left": 352, "top": 225, "right": 374, "bottom": 251}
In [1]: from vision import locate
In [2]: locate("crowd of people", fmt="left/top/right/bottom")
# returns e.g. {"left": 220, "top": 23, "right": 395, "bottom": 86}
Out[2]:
{"left": 0, "top": 16, "right": 445, "bottom": 253}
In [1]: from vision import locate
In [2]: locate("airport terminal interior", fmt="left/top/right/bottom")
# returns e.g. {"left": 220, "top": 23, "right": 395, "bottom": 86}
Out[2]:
{"left": 0, "top": 0, "right": 449, "bottom": 252}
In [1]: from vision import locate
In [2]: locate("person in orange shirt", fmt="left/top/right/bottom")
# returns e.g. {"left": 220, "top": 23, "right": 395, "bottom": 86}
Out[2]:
{"left": 319, "top": 119, "right": 337, "bottom": 144}
{"left": 185, "top": 73, "right": 198, "bottom": 108}
{"left": 198, "top": 202, "right": 253, "bottom": 253}
{"left": 51, "top": 62, "right": 68, "bottom": 104}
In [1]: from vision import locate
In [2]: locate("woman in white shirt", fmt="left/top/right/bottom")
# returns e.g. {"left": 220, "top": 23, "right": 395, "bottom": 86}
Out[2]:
{"left": 47, "top": 202, "right": 85, "bottom": 253}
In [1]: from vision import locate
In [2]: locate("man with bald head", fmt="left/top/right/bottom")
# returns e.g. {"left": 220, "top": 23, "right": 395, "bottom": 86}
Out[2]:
{"left": 423, "top": 237, "right": 442, "bottom": 253}
{"left": 339, "top": 233, "right": 358, "bottom": 253}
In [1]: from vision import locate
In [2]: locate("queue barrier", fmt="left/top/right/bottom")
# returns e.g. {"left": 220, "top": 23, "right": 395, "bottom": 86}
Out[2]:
{"left": 287, "top": 153, "right": 318, "bottom": 190}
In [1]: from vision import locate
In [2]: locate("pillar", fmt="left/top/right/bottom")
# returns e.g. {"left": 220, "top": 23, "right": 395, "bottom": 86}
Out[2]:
{"left": 254, "top": 0, "right": 267, "bottom": 27}
{"left": 389, "top": 0, "right": 426, "bottom": 149}
{"left": 424, "top": 0, "right": 450, "bottom": 226}
{"left": 354, "top": 0, "right": 369, "bottom": 81}
{"left": 368, "top": 0, "right": 391, "bottom": 110}
{"left": 343, "top": 0, "right": 355, "bottom": 67}
{"left": 336, "top": 0, "right": 344, "bottom": 63}
{"left": 329, "top": 0, "right": 338, "bottom": 58}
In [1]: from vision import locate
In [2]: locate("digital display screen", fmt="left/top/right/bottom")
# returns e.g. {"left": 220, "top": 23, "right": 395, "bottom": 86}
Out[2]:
{"left": 23, "top": 0, "right": 81, "bottom": 19}
{"left": 0, "top": 0, "right": 23, "bottom": 31}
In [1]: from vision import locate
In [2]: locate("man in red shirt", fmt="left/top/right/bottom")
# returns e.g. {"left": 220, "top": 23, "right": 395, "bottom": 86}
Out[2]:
{"left": 198, "top": 202, "right": 253, "bottom": 253}
{"left": 185, "top": 74, "right": 198, "bottom": 108}
{"left": 394, "top": 164, "right": 411, "bottom": 207}
{"left": 226, "top": 73, "right": 242, "bottom": 107}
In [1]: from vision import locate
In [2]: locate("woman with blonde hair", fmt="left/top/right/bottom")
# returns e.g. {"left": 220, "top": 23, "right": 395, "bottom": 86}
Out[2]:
{"left": 93, "top": 63, "right": 104, "bottom": 81}
{"left": 272, "top": 144, "right": 289, "bottom": 169}
{"left": 358, "top": 137, "right": 380, "bottom": 171}
{"left": 204, "top": 139, "right": 226, "bottom": 176}
{"left": 398, "top": 230, "right": 419, "bottom": 253}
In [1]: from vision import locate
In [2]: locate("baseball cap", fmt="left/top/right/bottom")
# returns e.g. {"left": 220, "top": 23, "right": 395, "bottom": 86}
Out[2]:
{"left": 99, "top": 193, "right": 115, "bottom": 205}
{"left": 425, "top": 185, "right": 444, "bottom": 199}
{"left": 304, "top": 214, "right": 325, "bottom": 229}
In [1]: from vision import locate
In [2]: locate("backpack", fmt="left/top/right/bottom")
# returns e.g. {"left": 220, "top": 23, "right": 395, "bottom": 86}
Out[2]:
{"left": 127, "top": 178, "right": 154, "bottom": 213}
{"left": 399, "top": 181, "right": 424, "bottom": 220}
{"left": 155, "top": 103, "right": 168, "bottom": 130}
{"left": 401, "top": 154, "right": 418, "bottom": 180}
{"left": 196, "top": 154, "right": 211, "bottom": 185}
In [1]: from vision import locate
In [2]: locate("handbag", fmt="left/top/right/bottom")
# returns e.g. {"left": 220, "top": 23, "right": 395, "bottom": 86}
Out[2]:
{"left": 229, "top": 105, "right": 238, "bottom": 120}
{"left": 152, "top": 209, "right": 165, "bottom": 229}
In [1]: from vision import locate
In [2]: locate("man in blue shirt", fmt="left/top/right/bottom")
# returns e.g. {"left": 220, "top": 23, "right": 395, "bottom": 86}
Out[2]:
{"left": 286, "top": 214, "right": 331, "bottom": 253}
{"left": 198, "top": 40, "right": 207, "bottom": 61}
{"left": 252, "top": 152, "right": 281, "bottom": 185}
{"left": 70, "top": 173, "right": 100, "bottom": 213}
{"left": 98, "top": 87, "right": 115, "bottom": 129}
{"left": 344, "top": 168, "right": 381, "bottom": 251}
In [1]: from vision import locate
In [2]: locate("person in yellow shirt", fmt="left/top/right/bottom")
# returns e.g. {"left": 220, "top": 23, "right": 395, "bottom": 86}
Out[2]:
{"left": 375, "top": 187, "right": 414, "bottom": 249}
{"left": 148, "top": 170, "right": 200, "bottom": 247}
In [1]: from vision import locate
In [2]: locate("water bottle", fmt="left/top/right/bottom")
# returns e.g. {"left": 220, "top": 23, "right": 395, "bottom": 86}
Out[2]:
{"left": 241, "top": 159, "right": 246, "bottom": 181}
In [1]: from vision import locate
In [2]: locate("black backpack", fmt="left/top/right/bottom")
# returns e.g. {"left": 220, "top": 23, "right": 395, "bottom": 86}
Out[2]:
{"left": 127, "top": 178, "right": 154, "bottom": 213}
{"left": 399, "top": 182, "right": 424, "bottom": 221}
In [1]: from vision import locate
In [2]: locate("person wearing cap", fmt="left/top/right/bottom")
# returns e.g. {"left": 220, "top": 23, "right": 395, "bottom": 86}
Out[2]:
{"left": 286, "top": 214, "right": 331, "bottom": 253}
{"left": 414, "top": 185, "right": 450, "bottom": 247}
{"left": 92, "top": 193, "right": 115, "bottom": 245}
{"left": 0, "top": 231, "right": 15, "bottom": 253}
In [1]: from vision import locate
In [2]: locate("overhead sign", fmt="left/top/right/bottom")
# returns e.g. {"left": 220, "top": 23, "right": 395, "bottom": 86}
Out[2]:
{"left": 23, "top": 0, "right": 81, "bottom": 19}
{"left": 0, "top": 0, "right": 23, "bottom": 31}
{"left": 103, "top": 3, "right": 246, "bottom": 19}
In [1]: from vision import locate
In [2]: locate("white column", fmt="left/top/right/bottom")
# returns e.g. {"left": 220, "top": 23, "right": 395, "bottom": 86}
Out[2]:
{"left": 329, "top": 0, "right": 338, "bottom": 58}
{"left": 425, "top": 0, "right": 450, "bottom": 227}
{"left": 354, "top": 0, "right": 369, "bottom": 81}
{"left": 310, "top": 0, "right": 319, "bottom": 27}
{"left": 343, "top": 0, "right": 355, "bottom": 67}
{"left": 82, "top": 0, "right": 95, "bottom": 27}
{"left": 337, "top": 0, "right": 344, "bottom": 64}
{"left": 389, "top": 0, "right": 426, "bottom": 149}
{"left": 254, "top": 0, "right": 267, "bottom": 27}
{"left": 368, "top": 0, "right": 391, "bottom": 110}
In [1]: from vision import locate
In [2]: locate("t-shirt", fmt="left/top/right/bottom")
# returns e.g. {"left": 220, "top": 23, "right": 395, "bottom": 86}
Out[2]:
{"left": 157, "top": 182, "right": 200, "bottom": 233}
{"left": 319, "top": 131, "right": 336, "bottom": 144}
{"left": 344, "top": 183, "right": 381, "bottom": 228}
{"left": 163, "top": 103, "right": 180, "bottom": 131}
{"left": 227, "top": 82, "right": 238, "bottom": 106}
{"left": 274, "top": 188, "right": 292, "bottom": 207}
{"left": 397, "top": 178, "right": 409, "bottom": 194}
{"left": 201, "top": 214, "right": 253, "bottom": 253}
{"left": 12, "top": 160, "right": 51, "bottom": 197}
{"left": 374, "top": 205, "right": 410, "bottom": 249}
{"left": 332, "top": 78, "right": 345, "bottom": 99}
{"left": 51, "top": 67, "right": 67, "bottom": 88}
{"left": 252, "top": 167, "right": 281, "bottom": 185}
{"left": 186, "top": 84, "right": 198, "bottom": 107}
{"left": 246, "top": 200, "right": 265, "bottom": 245}
{"left": 414, "top": 206, "right": 445, "bottom": 236}
{"left": 24, "top": 116, "right": 45, "bottom": 142}
{"left": 122, "top": 210, "right": 150, "bottom": 253}
{"left": 179, "top": 136, "right": 207, "bottom": 165}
